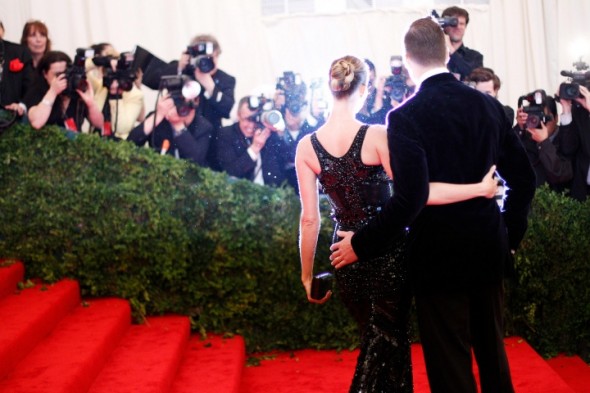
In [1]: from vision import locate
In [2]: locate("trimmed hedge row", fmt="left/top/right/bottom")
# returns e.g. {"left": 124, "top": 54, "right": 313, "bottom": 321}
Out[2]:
{"left": 0, "top": 124, "right": 353, "bottom": 352}
{"left": 0, "top": 124, "right": 589, "bottom": 361}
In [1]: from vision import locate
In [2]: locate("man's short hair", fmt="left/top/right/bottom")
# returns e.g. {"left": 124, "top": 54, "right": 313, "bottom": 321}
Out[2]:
{"left": 442, "top": 6, "right": 470, "bottom": 24}
{"left": 404, "top": 18, "right": 447, "bottom": 67}
{"left": 467, "top": 67, "right": 502, "bottom": 92}
{"left": 190, "top": 34, "right": 221, "bottom": 54}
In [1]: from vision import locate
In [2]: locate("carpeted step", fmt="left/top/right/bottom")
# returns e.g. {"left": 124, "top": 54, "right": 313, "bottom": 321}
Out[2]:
{"left": 0, "top": 298, "right": 131, "bottom": 393}
{"left": 546, "top": 354, "right": 590, "bottom": 393}
{"left": 240, "top": 337, "right": 577, "bottom": 393}
{"left": 0, "top": 259, "right": 24, "bottom": 299}
{"left": 502, "top": 337, "right": 576, "bottom": 393}
{"left": 87, "top": 315, "right": 191, "bottom": 393}
{"left": 0, "top": 279, "right": 80, "bottom": 379}
{"left": 170, "top": 334, "right": 246, "bottom": 393}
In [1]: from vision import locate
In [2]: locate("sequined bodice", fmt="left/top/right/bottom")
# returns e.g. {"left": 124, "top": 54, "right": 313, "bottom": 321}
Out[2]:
{"left": 311, "top": 125, "right": 392, "bottom": 230}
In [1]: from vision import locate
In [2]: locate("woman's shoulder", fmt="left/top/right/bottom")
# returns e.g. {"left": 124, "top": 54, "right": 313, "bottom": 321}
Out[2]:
{"left": 365, "top": 124, "right": 388, "bottom": 142}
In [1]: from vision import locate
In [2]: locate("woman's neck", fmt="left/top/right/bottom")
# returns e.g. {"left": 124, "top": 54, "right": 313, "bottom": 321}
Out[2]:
{"left": 32, "top": 53, "right": 43, "bottom": 68}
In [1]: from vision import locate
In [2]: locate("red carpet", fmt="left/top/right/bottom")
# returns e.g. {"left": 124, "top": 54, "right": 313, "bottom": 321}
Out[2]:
{"left": 241, "top": 339, "right": 584, "bottom": 392}
{"left": 1, "top": 260, "right": 588, "bottom": 393}
{"left": 0, "top": 260, "right": 245, "bottom": 393}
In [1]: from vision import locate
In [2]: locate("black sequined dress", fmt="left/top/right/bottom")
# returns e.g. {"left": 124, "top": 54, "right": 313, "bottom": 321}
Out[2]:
{"left": 311, "top": 125, "right": 413, "bottom": 393}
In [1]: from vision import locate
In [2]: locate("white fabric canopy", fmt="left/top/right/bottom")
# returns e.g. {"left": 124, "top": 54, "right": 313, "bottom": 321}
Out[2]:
{"left": 2, "top": 0, "right": 589, "bottom": 123}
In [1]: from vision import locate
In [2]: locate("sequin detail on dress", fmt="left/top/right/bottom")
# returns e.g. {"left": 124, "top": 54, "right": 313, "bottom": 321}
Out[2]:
{"left": 311, "top": 125, "right": 413, "bottom": 392}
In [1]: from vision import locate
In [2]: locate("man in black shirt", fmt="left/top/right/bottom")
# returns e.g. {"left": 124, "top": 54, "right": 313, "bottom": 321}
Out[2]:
{"left": 442, "top": 6, "right": 484, "bottom": 81}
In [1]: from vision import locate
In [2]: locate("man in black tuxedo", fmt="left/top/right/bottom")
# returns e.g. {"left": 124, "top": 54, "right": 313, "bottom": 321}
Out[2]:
{"left": 442, "top": 6, "right": 483, "bottom": 81}
{"left": 0, "top": 37, "right": 35, "bottom": 118}
{"left": 330, "top": 17, "right": 535, "bottom": 393}
{"left": 216, "top": 96, "right": 287, "bottom": 187}
{"left": 558, "top": 84, "right": 590, "bottom": 201}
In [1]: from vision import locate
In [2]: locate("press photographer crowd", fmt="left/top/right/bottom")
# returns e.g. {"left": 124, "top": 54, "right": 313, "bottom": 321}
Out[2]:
{"left": 1, "top": 6, "right": 589, "bottom": 201}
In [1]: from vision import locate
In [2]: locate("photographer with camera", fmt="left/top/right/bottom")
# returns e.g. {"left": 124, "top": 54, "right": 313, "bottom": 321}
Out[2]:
{"left": 216, "top": 96, "right": 287, "bottom": 186}
{"left": 86, "top": 43, "right": 145, "bottom": 140}
{"left": 176, "top": 34, "right": 235, "bottom": 128}
{"left": 127, "top": 75, "right": 212, "bottom": 166}
{"left": 356, "top": 58, "right": 390, "bottom": 125}
{"left": 557, "top": 66, "right": 590, "bottom": 201}
{"left": 273, "top": 71, "right": 321, "bottom": 192}
{"left": 440, "top": 6, "right": 483, "bottom": 81}
{"left": 168, "top": 34, "right": 235, "bottom": 170}
{"left": 514, "top": 90, "right": 572, "bottom": 192}
{"left": 23, "top": 50, "right": 103, "bottom": 132}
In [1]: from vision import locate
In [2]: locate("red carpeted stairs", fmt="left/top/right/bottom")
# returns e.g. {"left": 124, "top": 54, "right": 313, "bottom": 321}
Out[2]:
{"left": 0, "top": 260, "right": 245, "bottom": 393}
{"left": 2, "top": 259, "right": 589, "bottom": 393}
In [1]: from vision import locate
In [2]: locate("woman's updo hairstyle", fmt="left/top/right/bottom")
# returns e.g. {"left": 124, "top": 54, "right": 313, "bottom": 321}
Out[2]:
{"left": 329, "top": 55, "right": 367, "bottom": 99}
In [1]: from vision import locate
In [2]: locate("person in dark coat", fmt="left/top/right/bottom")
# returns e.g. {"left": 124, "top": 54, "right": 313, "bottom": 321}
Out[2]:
{"left": 330, "top": 17, "right": 536, "bottom": 393}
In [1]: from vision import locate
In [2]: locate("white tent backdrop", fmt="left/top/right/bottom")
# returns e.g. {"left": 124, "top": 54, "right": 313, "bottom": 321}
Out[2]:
{"left": 1, "top": 0, "right": 590, "bottom": 123}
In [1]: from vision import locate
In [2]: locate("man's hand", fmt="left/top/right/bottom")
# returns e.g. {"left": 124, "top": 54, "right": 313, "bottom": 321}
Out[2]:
{"left": 4, "top": 103, "right": 24, "bottom": 116}
{"left": 329, "top": 230, "right": 359, "bottom": 269}
{"left": 250, "top": 127, "right": 271, "bottom": 154}
{"left": 527, "top": 122, "right": 549, "bottom": 143}
{"left": 516, "top": 106, "right": 528, "bottom": 129}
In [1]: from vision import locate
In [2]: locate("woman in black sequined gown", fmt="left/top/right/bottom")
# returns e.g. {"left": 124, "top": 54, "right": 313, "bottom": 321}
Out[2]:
{"left": 295, "top": 56, "right": 498, "bottom": 393}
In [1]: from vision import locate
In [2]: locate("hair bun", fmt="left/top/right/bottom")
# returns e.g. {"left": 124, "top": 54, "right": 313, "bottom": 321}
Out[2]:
{"left": 330, "top": 59, "right": 356, "bottom": 92}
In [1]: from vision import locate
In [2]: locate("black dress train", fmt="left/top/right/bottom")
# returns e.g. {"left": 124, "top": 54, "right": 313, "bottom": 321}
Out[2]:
{"left": 310, "top": 125, "right": 413, "bottom": 392}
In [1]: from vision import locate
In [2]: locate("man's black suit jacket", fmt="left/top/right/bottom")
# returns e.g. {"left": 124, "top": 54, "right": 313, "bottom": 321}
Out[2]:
{"left": 0, "top": 39, "right": 35, "bottom": 107}
{"left": 351, "top": 72, "right": 536, "bottom": 295}
{"left": 559, "top": 103, "right": 590, "bottom": 201}
{"left": 216, "top": 122, "right": 287, "bottom": 187}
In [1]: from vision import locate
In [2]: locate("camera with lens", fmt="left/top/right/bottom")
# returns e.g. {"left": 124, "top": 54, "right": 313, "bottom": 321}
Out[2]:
{"left": 384, "top": 55, "right": 410, "bottom": 103}
{"left": 159, "top": 74, "right": 201, "bottom": 117}
{"left": 518, "top": 89, "right": 553, "bottom": 129}
{"left": 276, "top": 71, "right": 307, "bottom": 115}
{"left": 95, "top": 52, "right": 137, "bottom": 92}
{"left": 558, "top": 59, "right": 590, "bottom": 100}
{"left": 248, "top": 95, "right": 285, "bottom": 132}
{"left": 431, "top": 10, "right": 458, "bottom": 28}
{"left": 184, "top": 41, "right": 215, "bottom": 75}
{"left": 63, "top": 48, "right": 94, "bottom": 96}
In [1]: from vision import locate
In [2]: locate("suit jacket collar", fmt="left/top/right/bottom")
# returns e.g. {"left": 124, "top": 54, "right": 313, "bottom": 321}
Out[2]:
{"left": 418, "top": 72, "right": 458, "bottom": 92}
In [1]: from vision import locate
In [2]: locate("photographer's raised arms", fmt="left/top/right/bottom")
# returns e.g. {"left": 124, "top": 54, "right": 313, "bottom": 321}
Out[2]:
{"left": 24, "top": 50, "right": 103, "bottom": 132}
{"left": 3, "top": 7, "right": 590, "bottom": 200}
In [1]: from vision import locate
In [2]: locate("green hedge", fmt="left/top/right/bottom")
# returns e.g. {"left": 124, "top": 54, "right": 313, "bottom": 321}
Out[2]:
{"left": 0, "top": 124, "right": 589, "bottom": 361}
{"left": 506, "top": 185, "right": 590, "bottom": 361}
{"left": 0, "top": 124, "right": 354, "bottom": 353}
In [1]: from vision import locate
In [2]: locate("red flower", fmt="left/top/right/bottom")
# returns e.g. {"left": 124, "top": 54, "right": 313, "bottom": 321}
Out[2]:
{"left": 9, "top": 58, "right": 24, "bottom": 72}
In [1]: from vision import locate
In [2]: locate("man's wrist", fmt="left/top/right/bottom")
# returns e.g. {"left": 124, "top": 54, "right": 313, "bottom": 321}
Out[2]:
{"left": 173, "top": 126, "right": 187, "bottom": 137}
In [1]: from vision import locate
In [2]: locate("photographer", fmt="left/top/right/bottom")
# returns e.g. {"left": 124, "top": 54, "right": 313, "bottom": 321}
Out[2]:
{"left": 216, "top": 96, "right": 287, "bottom": 186}
{"left": 176, "top": 34, "right": 235, "bottom": 127}
{"left": 514, "top": 93, "right": 572, "bottom": 192}
{"left": 441, "top": 6, "right": 483, "bottom": 81}
{"left": 356, "top": 58, "right": 390, "bottom": 125}
{"left": 557, "top": 83, "right": 590, "bottom": 201}
{"left": 127, "top": 75, "right": 212, "bottom": 167}
{"left": 274, "top": 72, "right": 320, "bottom": 192}
{"left": 466, "top": 67, "right": 514, "bottom": 124}
{"left": 24, "top": 50, "right": 103, "bottom": 131}
{"left": 86, "top": 43, "right": 145, "bottom": 140}
{"left": 168, "top": 34, "right": 235, "bottom": 170}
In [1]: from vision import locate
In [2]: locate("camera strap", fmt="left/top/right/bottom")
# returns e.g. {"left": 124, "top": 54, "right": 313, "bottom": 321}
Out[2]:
{"left": 102, "top": 97, "right": 113, "bottom": 137}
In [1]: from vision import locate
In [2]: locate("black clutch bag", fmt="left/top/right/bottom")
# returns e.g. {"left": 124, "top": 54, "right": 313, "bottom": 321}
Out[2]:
{"left": 311, "top": 271, "right": 333, "bottom": 300}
